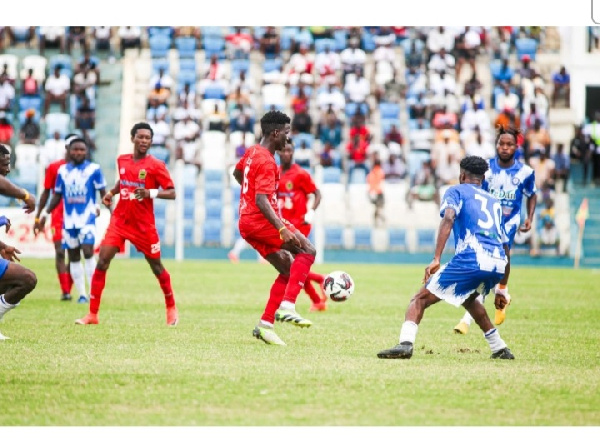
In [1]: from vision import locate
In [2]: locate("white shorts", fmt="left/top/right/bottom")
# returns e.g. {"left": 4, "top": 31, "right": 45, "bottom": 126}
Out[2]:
{"left": 62, "top": 225, "right": 96, "bottom": 250}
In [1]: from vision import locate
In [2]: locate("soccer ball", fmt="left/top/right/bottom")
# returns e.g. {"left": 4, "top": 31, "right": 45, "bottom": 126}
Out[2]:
{"left": 323, "top": 270, "right": 355, "bottom": 302}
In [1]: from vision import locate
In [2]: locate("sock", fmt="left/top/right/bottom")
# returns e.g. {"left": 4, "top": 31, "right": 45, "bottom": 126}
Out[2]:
{"left": 259, "top": 320, "right": 274, "bottom": 328}
{"left": 307, "top": 271, "right": 325, "bottom": 298}
{"left": 399, "top": 321, "right": 418, "bottom": 344}
{"left": 67, "top": 272, "right": 74, "bottom": 293}
{"left": 231, "top": 238, "right": 247, "bottom": 257}
{"left": 89, "top": 269, "right": 107, "bottom": 314}
{"left": 0, "top": 294, "right": 17, "bottom": 321}
{"left": 84, "top": 257, "right": 97, "bottom": 290}
{"left": 156, "top": 270, "right": 176, "bottom": 308}
{"left": 58, "top": 272, "right": 72, "bottom": 294}
{"left": 484, "top": 328, "right": 507, "bottom": 352}
{"left": 70, "top": 261, "right": 87, "bottom": 298}
{"left": 461, "top": 295, "right": 484, "bottom": 326}
{"left": 281, "top": 253, "right": 315, "bottom": 306}
{"left": 261, "top": 274, "right": 289, "bottom": 324}
{"left": 303, "top": 278, "right": 322, "bottom": 304}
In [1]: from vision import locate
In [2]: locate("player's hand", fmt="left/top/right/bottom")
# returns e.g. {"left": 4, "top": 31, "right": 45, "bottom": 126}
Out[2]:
{"left": 22, "top": 195, "right": 36, "bottom": 214}
{"left": 304, "top": 209, "right": 315, "bottom": 225}
{"left": 36, "top": 214, "right": 48, "bottom": 234}
{"left": 103, "top": 191, "right": 114, "bottom": 207}
{"left": 280, "top": 227, "right": 300, "bottom": 247}
{"left": 0, "top": 215, "right": 10, "bottom": 233}
{"left": 95, "top": 204, "right": 101, "bottom": 217}
{"left": 133, "top": 188, "right": 148, "bottom": 200}
{"left": 1, "top": 246, "right": 21, "bottom": 262}
{"left": 520, "top": 218, "right": 532, "bottom": 232}
{"left": 494, "top": 292, "right": 509, "bottom": 310}
{"left": 423, "top": 258, "right": 440, "bottom": 284}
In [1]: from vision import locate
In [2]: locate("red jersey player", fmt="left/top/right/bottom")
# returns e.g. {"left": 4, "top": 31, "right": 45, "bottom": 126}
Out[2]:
{"left": 233, "top": 110, "right": 317, "bottom": 346}
{"left": 33, "top": 140, "right": 73, "bottom": 301}
{"left": 277, "top": 138, "right": 327, "bottom": 312}
{"left": 75, "top": 122, "right": 178, "bottom": 326}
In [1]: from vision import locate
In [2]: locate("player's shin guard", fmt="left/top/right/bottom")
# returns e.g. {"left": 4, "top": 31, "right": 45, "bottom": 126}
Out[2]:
{"left": 281, "top": 254, "right": 315, "bottom": 308}
{"left": 261, "top": 274, "right": 289, "bottom": 324}
{"left": 156, "top": 269, "right": 175, "bottom": 308}
{"left": 89, "top": 269, "right": 107, "bottom": 314}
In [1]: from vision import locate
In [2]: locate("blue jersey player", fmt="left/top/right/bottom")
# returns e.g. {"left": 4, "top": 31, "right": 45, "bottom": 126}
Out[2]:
{"left": 454, "top": 126, "right": 537, "bottom": 334}
{"left": 41, "top": 137, "right": 107, "bottom": 304}
{"left": 378, "top": 156, "right": 514, "bottom": 360}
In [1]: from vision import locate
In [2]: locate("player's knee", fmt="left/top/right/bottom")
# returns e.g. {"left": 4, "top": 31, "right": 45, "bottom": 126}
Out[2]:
{"left": 303, "top": 240, "right": 316, "bottom": 256}
{"left": 22, "top": 269, "right": 38, "bottom": 293}
{"left": 96, "top": 258, "right": 111, "bottom": 271}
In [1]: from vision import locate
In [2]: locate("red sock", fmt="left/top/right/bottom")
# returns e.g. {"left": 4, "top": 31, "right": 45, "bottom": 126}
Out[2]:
{"left": 261, "top": 274, "right": 289, "bottom": 324}
{"left": 157, "top": 270, "right": 176, "bottom": 308}
{"left": 282, "top": 253, "right": 315, "bottom": 304}
{"left": 303, "top": 279, "right": 322, "bottom": 304}
{"left": 89, "top": 269, "right": 107, "bottom": 314}
{"left": 58, "top": 272, "right": 72, "bottom": 294}
{"left": 307, "top": 271, "right": 325, "bottom": 285}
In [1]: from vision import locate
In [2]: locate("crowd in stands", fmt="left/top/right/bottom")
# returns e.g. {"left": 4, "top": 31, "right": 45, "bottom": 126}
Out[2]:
{"left": 0, "top": 26, "right": 583, "bottom": 255}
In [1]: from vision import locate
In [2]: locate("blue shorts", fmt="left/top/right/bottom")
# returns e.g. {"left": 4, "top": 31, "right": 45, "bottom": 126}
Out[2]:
{"left": 62, "top": 226, "right": 96, "bottom": 250}
{"left": 426, "top": 252, "right": 507, "bottom": 307}
{"left": 0, "top": 258, "right": 9, "bottom": 279}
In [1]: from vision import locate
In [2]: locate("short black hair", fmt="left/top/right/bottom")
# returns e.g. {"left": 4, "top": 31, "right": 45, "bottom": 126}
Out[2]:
{"left": 260, "top": 110, "right": 290, "bottom": 137}
{"left": 0, "top": 143, "right": 10, "bottom": 156}
{"left": 495, "top": 124, "right": 520, "bottom": 144}
{"left": 131, "top": 122, "right": 154, "bottom": 138}
{"left": 460, "top": 156, "right": 488, "bottom": 178}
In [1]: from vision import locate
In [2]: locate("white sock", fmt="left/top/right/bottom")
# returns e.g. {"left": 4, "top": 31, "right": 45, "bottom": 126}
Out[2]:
{"left": 84, "top": 257, "right": 97, "bottom": 289}
{"left": 231, "top": 238, "right": 247, "bottom": 257}
{"left": 461, "top": 294, "right": 485, "bottom": 326}
{"left": 0, "top": 294, "right": 17, "bottom": 321}
{"left": 70, "top": 261, "right": 87, "bottom": 298}
{"left": 279, "top": 300, "right": 295, "bottom": 311}
{"left": 484, "top": 328, "right": 507, "bottom": 352}
{"left": 399, "top": 321, "right": 418, "bottom": 344}
{"left": 259, "top": 319, "right": 274, "bottom": 328}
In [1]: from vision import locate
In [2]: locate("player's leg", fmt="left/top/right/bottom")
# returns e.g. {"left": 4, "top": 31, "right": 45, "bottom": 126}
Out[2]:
{"left": 65, "top": 230, "right": 88, "bottom": 303}
{"left": 80, "top": 242, "right": 96, "bottom": 303}
{"left": 494, "top": 248, "right": 512, "bottom": 325}
{"left": 297, "top": 224, "right": 327, "bottom": 311}
{"left": 454, "top": 294, "right": 484, "bottom": 335}
{"left": 54, "top": 241, "right": 73, "bottom": 301}
{"left": 145, "top": 256, "right": 178, "bottom": 326}
{"left": 377, "top": 286, "right": 441, "bottom": 359}
{"left": 463, "top": 293, "right": 514, "bottom": 359}
{"left": 0, "top": 261, "right": 38, "bottom": 339}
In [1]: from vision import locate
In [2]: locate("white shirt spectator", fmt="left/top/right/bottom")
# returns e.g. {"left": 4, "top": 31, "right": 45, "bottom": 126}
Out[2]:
{"left": 373, "top": 45, "right": 397, "bottom": 65}
{"left": 40, "top": 138, "right": 66, "bottom": 168}
{"left": 171, "top": 105, "right": 202, "bottom": 122}
{"left": 428, "top": 52, "right": 455, "bottom": 73}
{"left": 427, "top": 27, "right": 455, "bottom": 53}
{"left": 429, "top": 73, "right": 456, "bottom": 97}
{"left": 465, "top": 137, "right": 496, "bottom": 160}
{"left": 314, "top": 50, "right": 341, "bottom": 82}
{"left": 149, "top": 119, "right": 170, "bottom": 145}
{"left": 118, "top": 26, "right": 141, "bottom": 40}
{"left": 495, "top": 90, "right": 520, "bottom": 113}
{"left": 522, "top": 91, "right": 549, "bottom": 116}
{"left": 149, "top": 72, "right": 174, "bottom": 91}
{"left": 344, "top": 75, "right": 370, "bottom": 103}
{"left": 45, "top": 73, "right": 71, "bottom": 95}
{"left": 173, "top": 119, "right": 201, "bottom": 142}
{"left": 464, "top": 28, "right": 482, "bottom": 50}
{"left": 340, "top": 46, "right": 366, "bottom": 71}
{"left": 461, "top": 108, "right": 490, "bottom": 134}
{"left": 40, "top": 27, "right": 65, "bottom": 40}
{"left": 317, "top": 87, "right": 346, "bottom": 113}
{"left": 0, "top": 81, "right": 15, "bottom": 110}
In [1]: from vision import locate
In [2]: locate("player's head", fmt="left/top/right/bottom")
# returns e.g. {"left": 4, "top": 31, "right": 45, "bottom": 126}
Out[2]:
{"left": 131, "top": 122, "right": 153, "bottom": 155}
{"left": 260, "top": 110, "right": 290, "bottom": 151}
{"left": 67, "top": 136, "right": 88, "bottom": 165}
{"left": 279, "top": 137, "right": 294, "bottom": 167}
{"left": 0, "top": 143, "right": 11, "bottom": 176}
{"left": 459, "top": 155, "right": 488, "bottom": 184}
{"left": 495, "top": 125, "right": 520, "bottom": 163}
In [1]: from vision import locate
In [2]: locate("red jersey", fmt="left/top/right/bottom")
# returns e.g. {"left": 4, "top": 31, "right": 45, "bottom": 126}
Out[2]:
{"left": 113, "top": 154, "right": 174, "bottom": 229}
{"left": 44, "top": 158, "right": 66, "bottom": 218}
{"left": 277, "top": 164, "right": 317, "bottom": 227}
{"left": 235, "top": 145, "right": 280, "bottom": 223}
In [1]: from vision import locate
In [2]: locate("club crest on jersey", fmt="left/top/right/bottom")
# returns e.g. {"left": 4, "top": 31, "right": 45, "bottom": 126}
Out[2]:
{"left": 138, "top": 169, "right": 147, "bottom": 180}
{"left": 286, "top": 181, "right": 293, "bottom": 190}
{"left": 120, "top": 168, "right": 125, "bottom": 174}
{"left": 512, "top": 177, "right": 520, "bottom": 185}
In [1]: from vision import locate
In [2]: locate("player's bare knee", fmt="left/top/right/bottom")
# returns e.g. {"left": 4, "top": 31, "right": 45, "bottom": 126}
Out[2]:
{"left": 22, "top": 269, "right": 37, "bottom": 293}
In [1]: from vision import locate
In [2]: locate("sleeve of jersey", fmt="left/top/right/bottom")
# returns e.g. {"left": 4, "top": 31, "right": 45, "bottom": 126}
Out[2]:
{"left": 234, "top": 155, "right": 245, "bottom": 173}
{"left": 523, "top": 171, "right": 536, "bottom": 197}
{"left": 439, "top": 186, "right": 461, "bottom": 218}
{"left": 44, "top": 165, "right": 56, "bottom": 190}
{"left": 301, "top": 171, "right": 317, "bottom": 194}
{"left": 94, "top": 167, "right": 107, "bottom": 190}
{"left": 254, "top": 161, "right": 276, "bottom": 195}
{"left": 155, "top": 161, "right": 175, "bottom": 189}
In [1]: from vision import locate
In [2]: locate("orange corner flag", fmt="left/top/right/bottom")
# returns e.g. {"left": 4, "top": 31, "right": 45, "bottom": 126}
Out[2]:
{"left": 576, "top": 198, "right": 589, "bottom": 228}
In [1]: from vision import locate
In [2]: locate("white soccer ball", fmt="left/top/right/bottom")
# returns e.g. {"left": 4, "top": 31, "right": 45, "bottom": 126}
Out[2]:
{"left": 323, "top": 270, "right": 355, "bottom": 302}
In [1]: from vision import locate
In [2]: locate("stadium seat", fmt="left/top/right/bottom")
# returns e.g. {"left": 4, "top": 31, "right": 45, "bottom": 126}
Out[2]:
{"left": 154, "top": 199, "right": 167, "bottom": 219}
{"left": 21, "top": 55, "right": 47, "bottom": 81}
{"left": 361, "top": 32, "right": 376, "bottom": 53}
{"left": 345, "top": 102, "right": 368, "bottom": 119}
{"left": 149, "top": 35, "right": 172, "bottom": 58}
{"left": 333, "top": 29, "right": 348, "bottom": 51}
{"left": 148, "top": 146, "right": 169, "bottom": 164}
{"left": 292, "top": 133, "right": 315, "bottom": 149}
{"left": 515, "top": 37, "right": 538, "bottom": 61}
{"left": 322, "top": 167, "right": 342, "bottom": 184}
{"left": 262, "top": 84, "right": 286, "bottom": 111}
{"left": 388, "top": 229, "right": 407, "bottom": 251}
{"left": 175, "top": 36, "right": 197, "bottom": 59}
{"left": 279, "top": 27, "right": 299, "bottom": 51}
{"left": 353, "top": 228, "right": 372, "bottom": 249}
{"left": 263, "top": 58, "right": 282, "bottom": 73}
{"left": 231, "top": 59, "right": 250, "bottom": 77}
{"left": 204, "top": 169, "right": 224, "bottom": 184}
{"left": 183, "top": 164, "right": 198, "bottom": 187}
{"left": 379, "top": 102, "right": 401, "bottom": 120}
{"left": 19, "top": 96, "right": 43, "bottom": 113}
{"left": 177, "top": 70, "right": 197, "bottom": 93}
{"left": 183, "top": 185, "right": 195, "bottom": 201}
{"left": 203, "top": 220, "right": 222, "bottom": 246}
{"left": 183, "top": 203, "right": 195, "bottom": 220}
{"left": 315, "top": 38, "right": 336, "bottom": 54}
{"left": 229, "top": 131, "right": 255, "bottom": 148}
{"left": 178, "top": 58, "right": 197, "bottom": 74}
{"left": 184, "top": 221, "right": 194, "bottom": 244}
{"left": 202, "top": 27, "right": 224, "bottom": 38}
{"left": 205, "top": 198, "right": 222, "bottom": 220}
{"left": 203, "top": 37, "right": 226, "bottom": 60}
{"left": 203, "top": 85, "right": 226, "bottom": 100}
{"left": 416, "top": 229, "right": 436, "bottom": 251}
{"left": 349, "top": 168, "right": 367, "bottom": 185}
{"left": 324, "top": 226, "right": 344, "bottom": 249}
{"left": 44, "top": 113, "right": 70, "bottom": 138}
{"left": 49, "top": 54, "right": 73, "bottom": 78}
{"left": 152, "top": 58, "right": 170, "bottom": 75}
{"left": 204, "top": 182, "right": 223, "bottom": 201}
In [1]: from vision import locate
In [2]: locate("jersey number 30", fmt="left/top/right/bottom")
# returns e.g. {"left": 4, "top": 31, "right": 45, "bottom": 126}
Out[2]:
{"left": 474, "top": 194, "right": 503, "bottom": 236}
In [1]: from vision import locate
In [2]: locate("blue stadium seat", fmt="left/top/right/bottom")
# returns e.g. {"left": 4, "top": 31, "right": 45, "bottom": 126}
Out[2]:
{"left": 19, "top": 96, "right": 42, "bottom": 113}
{"left": 203, "top": 220, "right": 222, "bottom": 246}
{"left": 184, "top": 221, "right": 194, "bottom": 243}
{"left": 154, "top": 199, "right": 167, "bottom": 220}
{"left": 361, "top": 32, "right": 376, "bottom": 53}
{"left": 333, "top": 29, "right": 348, "bottom": 51}
{"left": 201, "top": 27, "right": 223, "bottom": 39}
{"left": 205, "top": 199, "right": 222, "bottom": 220}
{"left": 315, "top": 38, "right": 336, "bottom": 53}
{"left": 149, "top": 35, "right": 172, "bottom": 58}
{"left": 292, "top": 133, "right": 315, "bottom": 149}
{"left": 379, "top": 102, "right": 400, "bottom": 120}
{"left": 417, "top": 229, "right": 436, "bottom": 251}
{"left": 203, "top": 85, "right": 226, "bottom": 100}
{"left": 148, "top": 27, "right": 173, "bottom": 39}
{"left": 177, "top": 70, "right": 197, "bottom": 92}
{"left": 204, "top": 169, "right": 224, "bottom": 183}
{"left": 49, "top": 54, "right": 73, "bottom": 78}
{"left": 178, "top": 58, "right": 197, "bottom": 73}
{"left": 152, "top": 58, "right": 170, "bottom": 75}
{"left": 175, "top": 36, "right": 197, "bottom": 59}
{"left": 354, "top": 228, "right": 372, "bottom": 249}
{"left": 279, "top": 27, "right": 299, "bottom": 51}
{"left": 203, "top": 37, "right": 226, "bottom": 60}
{"left": 183, "top": 203, "right": 195, "bottom": 220}
{"left": 183, "top": 185, "right": 195, "bottom": 201}
{"left": 18, "top": 109, "right": 41, "bottom": 125}
{"left": 388, "top": 229, "right": 407, "bottom": 251}
{"left": 349, "top": 167, "right": 367, "bottom": 184}
{"left": 149, "top": 146, "right": 169, "bottom": 164}
{"left": 322, "top": 167, "right": 342, "bottom": 183}
{"left": 204, "top": 182, "right": 223, "bottom": 201}
{"left": 231, "top": 186, "right": 241, "bottom": 204}
{"left": 345, "top": 102, "right": 368, "bottom": 119}
{"left": 263, "top": 58, "right": 282, "bottom": 73}
{"left": 325, "top": 226, "right": 344, "bottom": 249}
{"left": 515, "top": 37, "right": 538, "bottom": 61}
{"left": 231, "top": 59, "right": 250, "bottom": 77}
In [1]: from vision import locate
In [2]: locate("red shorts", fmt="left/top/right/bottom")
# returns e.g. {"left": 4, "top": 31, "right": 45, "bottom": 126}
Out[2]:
{"left": 50, "top": 210, "right": 63, "bottom": 242}
{"left": 240, "top": 218, "right": 297, "bottom": 259}
{"left": 295, "top": 223, "right": 311, "bottom": 238}
{"left": 102, "top": 222, "right": 161, "bottom": 259}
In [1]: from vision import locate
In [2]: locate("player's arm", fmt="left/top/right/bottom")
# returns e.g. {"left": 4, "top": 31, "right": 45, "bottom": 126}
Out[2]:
{"left": 133, "top": 186, "right": 175, "bottom": 200}
{"left": 233, "top": 167, "right": 243, "bottom": 185}
{"left": 521, "top": 193, "right": 537, "bottom": 232}
{"left": 103, "top": 181, "right": 120, "bottom": 206}
{"left": 0, "top": 240, "right": 21, "bottom": 262}
{"left": 256, "top": 193, "right": 300, "bottom": 246}
{"left": 33, "top": 188, "right": 51, "bottom": 235}
{"left": 424, "top": 207, "right": 455, "bottom": 283}
{"left": 0, "top": 175, "right": 36, "bottom": 213}
{"left": 44, "top": 192, "right": 63, "bottom": 215}
{"left": 304, "top": 188, "right": 322, "bottom": 224}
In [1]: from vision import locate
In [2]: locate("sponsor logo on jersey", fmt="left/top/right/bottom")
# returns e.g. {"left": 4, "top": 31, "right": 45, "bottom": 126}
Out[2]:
{"left": 138, "top": 169, "right": 147, "bottom": 180}
{"left": 489, "top": 188, "right": 516, "bottom": 201}
{"left": 285, "top": 181, "right": 293, "bottom": 190}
